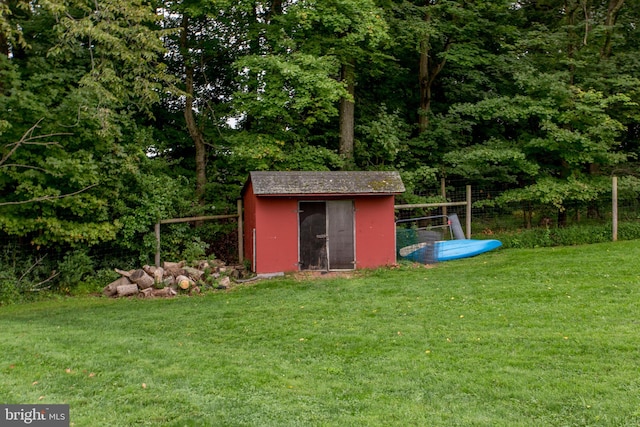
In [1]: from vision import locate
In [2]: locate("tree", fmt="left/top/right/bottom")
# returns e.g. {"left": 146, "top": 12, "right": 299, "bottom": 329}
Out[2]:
{"left": 288, "top": 0, "right": 390, "bottom": 165}
{"left": 0, "top": 0, "right": 182, "bottom": 251}
{"left": 384, "top": 0, "right": 516, "bottom": 134}
{"left": 444, "top": 0, "right": 638, "bottom": 225}
{"left": 158, "top": 0, "right": 265, "bottom": 206}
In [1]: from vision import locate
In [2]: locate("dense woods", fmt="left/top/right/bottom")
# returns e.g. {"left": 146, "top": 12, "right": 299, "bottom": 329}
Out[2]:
{"left": 1, "top": 0, "right": 640, "bottom": 295}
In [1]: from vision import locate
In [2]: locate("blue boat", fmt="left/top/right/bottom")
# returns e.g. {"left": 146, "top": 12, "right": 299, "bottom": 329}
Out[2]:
{"left": 399, "top": 239, "right": 502, "bottom": 263}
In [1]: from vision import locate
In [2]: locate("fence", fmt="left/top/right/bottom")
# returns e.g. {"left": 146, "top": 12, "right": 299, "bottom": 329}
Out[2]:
{"left": 397, "top": 176, "right": 632, "bottom": 241}
{"left": 154, "top": 200, "right": 243, "bottom": 267}
{"left": 395, "top": 183, "right": 472, "bottom": 238}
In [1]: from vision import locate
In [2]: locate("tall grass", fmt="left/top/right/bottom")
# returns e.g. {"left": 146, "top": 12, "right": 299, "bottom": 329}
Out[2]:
{"left": 1, "top": 241, "right": 640, "bottom": 426}
{"left": 488, "top": 221, "right": 640, "bottom": 249}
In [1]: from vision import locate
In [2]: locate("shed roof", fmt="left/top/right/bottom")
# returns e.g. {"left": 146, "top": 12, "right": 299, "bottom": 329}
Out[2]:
{"left": 245, "top": 171, "right": 405, "bottom": 196}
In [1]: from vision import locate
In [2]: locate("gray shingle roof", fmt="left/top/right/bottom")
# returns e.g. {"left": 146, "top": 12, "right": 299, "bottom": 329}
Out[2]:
{"left": 247, "top": 171, "right": 405, "bottom": 195}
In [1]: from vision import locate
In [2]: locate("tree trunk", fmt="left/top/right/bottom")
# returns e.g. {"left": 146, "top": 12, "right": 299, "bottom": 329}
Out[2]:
{"left": 0, "top": 0, "right": 9, "bottom": 94}
{"left": 339, "top": 61, "right": 355, "bottom": 166}
{"left": 522, "top": 202, "right": 532, "bottom": 229}
{"left": 565, "top": 1, "right": 580, "bottom": 85}
{"left": 418, "top": 11, "right": 451, "bottom": 133}
{"left": 180, "top": 15, "right": 207, "bottom": 204}
{"left": 601, "top": 0, "right": 626, "bottom": 59}
{"left": 0, "top": 30, "right": 7, "bottom": 59}
{"left": 418, "top": 32, "right": 430, "bottom": 133}
{"left": 557, "top": 209, "right": 567, "bottom": 227}
{"left": 265, "top": 0, "right": 283, "bottom": 23}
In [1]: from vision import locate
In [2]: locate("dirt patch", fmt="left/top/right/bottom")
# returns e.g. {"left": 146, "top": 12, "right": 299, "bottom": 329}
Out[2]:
{"left": 291, "top": 270, "right": 360, "bottom": 281}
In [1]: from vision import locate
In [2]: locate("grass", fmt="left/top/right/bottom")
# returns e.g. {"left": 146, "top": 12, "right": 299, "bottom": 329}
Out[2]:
{"left": 1, "top": 241, "right": 640, "bottom": 426}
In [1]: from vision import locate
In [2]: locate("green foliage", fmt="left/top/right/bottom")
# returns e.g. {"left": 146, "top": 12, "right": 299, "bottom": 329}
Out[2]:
{"left": 0, "top": 0, "right": 189, "bottom": 258}
{"left": 493, "top": 221, "right": 640, "bottom": 250}
{"left": 397, "top": 167, "right": 441, "bottom": 204}
{"left": 449, "top": 77, "right": 629, "bottom": 183}
{"left": 496, "top": 225, "right": 608, "bottom": 249}
{"left": 49, "top": 0, "right": 177, "bottom": 118}
{"left": 158, "top": 223, "right": 210, "bottom": 264}
{"left": 615, "top": 174, "right": 640, "bottom": 199}
{"left": 0, "top": 278, "right": 20, "bottom": 306}
{"left": 0, "top": 217, "right": 120, "bottom": 247}
{"left": 71, "top": 268, "right": 119, "bottom": 296}
{"left": 295, "top": 0, "right": 390, "bottom": 56}
{"left": 272, "top": 144, "right": 344, "bottom": 171}
{"left": 0, "top": 244, "right": 57, "bottom": 305}
{"left": 2, "top": 0, "right": 640, "bottom": 302}
{"left": 444, "top": 138, "right": 539, "bottom": 185}
{"left": 355, "top": 105, "right": 410, "bottom": 166}
{"left": 57, "top": 249, "right": 94, "bottom": 288}
{"left": 495, "top": 176, "right": 610, "bottom": 211}
{"left": 618, "top": 222, "right": 640, "bottom": 241}
{"left": 233, "top": 53, "right": 346, "bottom": 131}
{"left": 225, "top": 132, "right": 344, "bottom": 172}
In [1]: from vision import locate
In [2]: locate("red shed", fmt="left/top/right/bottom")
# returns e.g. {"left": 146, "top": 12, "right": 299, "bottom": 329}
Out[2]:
{"left": 242, "top": 171, "right": 405, "bottom": 274}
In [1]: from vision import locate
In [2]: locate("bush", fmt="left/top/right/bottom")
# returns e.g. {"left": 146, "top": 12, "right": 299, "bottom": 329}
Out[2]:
{"left": 617, "top": 222, "right": 640, "bottom": 241}
{"left": 0, "top": 277, "right": 21, "bottom": 305}
{"left": 0, "top": 243, "right": 54, "bottom": 304}
{"left": 58, "top": 250, "right": 94, "bottom": 291}
{"left": 494, "top": 221, "right": 640, "bottom": 249}
{"left": 72, "top": 268, "right": 120, "bottom": 296}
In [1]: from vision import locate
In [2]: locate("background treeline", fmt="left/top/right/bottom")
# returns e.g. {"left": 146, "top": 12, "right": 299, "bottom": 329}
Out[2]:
{"left": 1, "top": 0, "right": 640, "bottom": 299}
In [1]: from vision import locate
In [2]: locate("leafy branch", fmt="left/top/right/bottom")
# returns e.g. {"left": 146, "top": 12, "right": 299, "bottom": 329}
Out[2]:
{"left": 16, "top": 254, "right": 61, "bottom": 292}
{"left": 0, "top": 119, "right": 97, "bottom": 206}
{"left": 0, "top": 119, "right": 65, "bottom": 168}
{"left": 0, "top": 184, "right": 99, "bottom": 206}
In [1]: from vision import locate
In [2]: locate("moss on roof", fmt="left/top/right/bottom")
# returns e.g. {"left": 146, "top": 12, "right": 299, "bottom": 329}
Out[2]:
{"left": 246, "top": 171, "right": 405, "bottom": 195}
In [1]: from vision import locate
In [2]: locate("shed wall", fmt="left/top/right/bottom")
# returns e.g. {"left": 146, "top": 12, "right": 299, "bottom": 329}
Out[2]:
{"left": 242, "top": 181, "right": 258, "bottom": 270}
{"left": 354, "top": 196, "right": 397, "bottom": 269}
{"left": 254, "top": 197, "right": 299, "bottom": 273}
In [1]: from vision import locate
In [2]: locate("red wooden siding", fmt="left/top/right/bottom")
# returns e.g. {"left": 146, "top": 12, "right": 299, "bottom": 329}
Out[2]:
{"left": 254, "top": 197, "right": 299, "bottom": 273}
{"left": 354, "top": 196, "right": 397, "bottom": 269}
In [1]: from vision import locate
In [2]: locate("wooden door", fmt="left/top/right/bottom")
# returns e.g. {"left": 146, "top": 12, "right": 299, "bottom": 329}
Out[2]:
{"left": 327, "top": 200, "right": 355, "bottom": 270}
{"left": 299, "top": 202, "right": 327, "bottom": 270}
{"left": 299, "top": 200, "right": 355, "bottom": 271}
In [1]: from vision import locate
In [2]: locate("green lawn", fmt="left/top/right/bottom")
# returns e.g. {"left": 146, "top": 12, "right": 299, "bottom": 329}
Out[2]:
{"left": 1, "top": 241, "right": 640, "bottom": 426}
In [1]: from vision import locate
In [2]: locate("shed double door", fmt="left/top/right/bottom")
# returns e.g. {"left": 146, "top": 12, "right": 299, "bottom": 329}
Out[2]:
{"left": 299, "top": 200, "right": 355, "bottom": 271}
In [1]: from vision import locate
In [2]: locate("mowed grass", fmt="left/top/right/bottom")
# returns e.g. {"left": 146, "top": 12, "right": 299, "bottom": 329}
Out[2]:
{"left": 1, "top": 242, "right": 640, "bottom": 426}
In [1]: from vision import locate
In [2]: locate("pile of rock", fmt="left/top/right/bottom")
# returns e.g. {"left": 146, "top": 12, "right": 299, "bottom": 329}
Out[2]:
{"left": 102, "top": 260, "right": 248, "bottom": 298}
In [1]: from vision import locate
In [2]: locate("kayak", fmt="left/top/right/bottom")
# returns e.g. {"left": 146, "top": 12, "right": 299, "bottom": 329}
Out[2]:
{"left": 399, "top": 239, "right": 502, "bottom": 263}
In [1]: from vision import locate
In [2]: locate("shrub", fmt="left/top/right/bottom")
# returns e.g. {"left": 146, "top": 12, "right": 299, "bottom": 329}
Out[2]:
{"left": 58, "top": 250, "right": 94, "bottom": 291}
{"left": 494, "top": 221, "right": 640, "bottom": 249}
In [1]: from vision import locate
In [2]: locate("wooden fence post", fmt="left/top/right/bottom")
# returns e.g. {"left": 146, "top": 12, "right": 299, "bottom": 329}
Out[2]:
{"left": 155, "top": 222, "right": 161, "bottom": 267}
{"left": 466, "top": 185, "right": 472, "bottom": 239}
{"left": 612, "top": 176, "right": 618, "bottom": 242}
{"left": 441, "top": 177, "right": 447, "bottom": 227}
{"left": 237, "top": 199, "right": 244, "bottom": 263}
{"left": 394, "top": 185, "right": 473, "bottom": 238}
